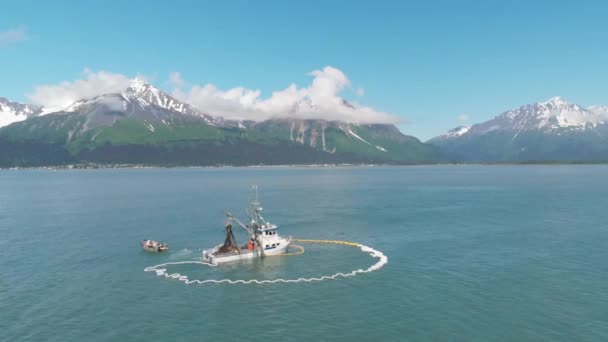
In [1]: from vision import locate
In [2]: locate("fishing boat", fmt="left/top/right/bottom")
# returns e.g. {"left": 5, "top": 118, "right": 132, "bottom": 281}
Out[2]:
{"left": 141, "top": 239, "right": 169, "bottom": 252}
{"left": 202, "top": 186, "right": 291, "bottom": 264}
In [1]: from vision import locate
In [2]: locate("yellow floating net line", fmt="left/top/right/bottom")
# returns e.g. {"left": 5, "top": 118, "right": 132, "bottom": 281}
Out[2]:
{"left": 268, "top": 244, "right": 304, "bottom": 257}
{"left": 292, "top": 239, "right": 361, "bottom": 247}
{"left": 266, "top": 239, "right": 363, "bottom": 257}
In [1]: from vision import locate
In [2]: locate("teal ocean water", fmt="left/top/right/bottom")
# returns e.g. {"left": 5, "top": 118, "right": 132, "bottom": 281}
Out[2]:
{"left": 2, "top": 166, "right": 608, "bottom": 341}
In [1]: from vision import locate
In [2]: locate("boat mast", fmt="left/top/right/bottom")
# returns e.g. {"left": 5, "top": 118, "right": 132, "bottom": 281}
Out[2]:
{"left": 249, "top": 185, "right": 265, "bottom": 258}
{"left": 250, "top": 185, "right": 263, "bottom": 228}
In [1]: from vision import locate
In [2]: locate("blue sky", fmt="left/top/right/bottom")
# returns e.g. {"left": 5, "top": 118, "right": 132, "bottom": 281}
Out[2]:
{"left": 1, "top": 0, "right": 607, "bottom": 140}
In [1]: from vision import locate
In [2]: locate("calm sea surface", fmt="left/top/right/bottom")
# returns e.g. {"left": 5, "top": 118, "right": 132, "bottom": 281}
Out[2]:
{"left": 2, "top": 165, "right": 608, "bottom": 341}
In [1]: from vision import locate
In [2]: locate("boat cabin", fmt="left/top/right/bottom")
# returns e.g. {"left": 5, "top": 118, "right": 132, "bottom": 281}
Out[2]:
{"left": 258, "top": 227, "right": 284, "bottom": 250}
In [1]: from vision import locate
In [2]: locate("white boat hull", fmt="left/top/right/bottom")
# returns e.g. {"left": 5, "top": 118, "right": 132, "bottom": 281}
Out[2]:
{"left": 203, "top": 238, "right": 291, "bottom": 264}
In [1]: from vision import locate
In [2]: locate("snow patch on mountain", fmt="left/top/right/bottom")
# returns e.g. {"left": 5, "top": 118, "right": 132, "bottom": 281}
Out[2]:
{"left": 433, "top": 97, "right": 608, "bottom": 143}
{"left": 376, "top": 145, "right": 388, "bottom": 152}
{"left": 588, "top": 105, "right": 608, "bottom": 116}
{"left": 448, "top": 125, "right": 471, "bottom": 137}
{"left": 340, "top": 126, "right": 372, "bottom": 145}
{"left": 498, "top": 96, "right": 606, "bottom": 131}
{"left": 0, "top": 97, "right": 41, "bottom": 127}
{"left": 428, "top": 125, "right": 471, "bottom": 142}
{"left": 122, "top": 79, "right": 198, "bottom": 117}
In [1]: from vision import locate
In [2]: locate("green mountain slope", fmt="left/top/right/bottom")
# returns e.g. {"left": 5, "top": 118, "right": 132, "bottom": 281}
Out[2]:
{"left": 0, "top": 112, "right": 440, "bottom": 167}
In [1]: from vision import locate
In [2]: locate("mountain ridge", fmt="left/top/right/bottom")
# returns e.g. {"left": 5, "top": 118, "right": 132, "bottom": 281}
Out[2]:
{"left": 429, "top": 97, "right": 608, "bottom": 162}
{"left": 0, "top": 80, "right": 440, "bottom": 167}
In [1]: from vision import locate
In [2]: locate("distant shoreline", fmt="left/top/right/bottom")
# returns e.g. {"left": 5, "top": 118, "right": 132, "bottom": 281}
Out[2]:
{"left": 3, "top": 161, "right": 608, "bottom": 171}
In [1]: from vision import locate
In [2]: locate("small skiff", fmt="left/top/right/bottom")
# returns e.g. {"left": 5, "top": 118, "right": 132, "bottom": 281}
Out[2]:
{"left": 141, "top": 239, "right": 169, "bottom": 252}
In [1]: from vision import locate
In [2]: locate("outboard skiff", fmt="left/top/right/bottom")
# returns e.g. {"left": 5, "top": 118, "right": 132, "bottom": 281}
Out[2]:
{"left": 202, "top": 187, "right": 291, "bottom": 264}
{"left": 141, "top": 240, "right": 169, "bottom": 252}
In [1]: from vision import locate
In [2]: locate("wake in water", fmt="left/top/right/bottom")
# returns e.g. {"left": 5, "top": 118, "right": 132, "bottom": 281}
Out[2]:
{"left": 144, "top": 241, "right": 388, "bottom": 285}
{"left": 168, "top": 248, "right": 193, "bottom": 260}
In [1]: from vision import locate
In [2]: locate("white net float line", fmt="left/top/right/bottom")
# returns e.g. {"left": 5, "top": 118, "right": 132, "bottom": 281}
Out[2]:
{"left": 144, "top": 240, "right": 388, "bottom": 285}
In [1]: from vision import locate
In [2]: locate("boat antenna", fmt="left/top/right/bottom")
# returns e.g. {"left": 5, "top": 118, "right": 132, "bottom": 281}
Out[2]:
{"left": 254, "top": 184, "right": 258, "bottom": 201}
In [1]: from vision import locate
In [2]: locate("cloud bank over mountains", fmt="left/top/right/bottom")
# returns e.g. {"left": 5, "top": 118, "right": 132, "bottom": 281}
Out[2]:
{"left": 26, "top": 66, "right": 399, "bottom": 124}
{"left": 27, "top": 69, "right": 133, "bottom": 111}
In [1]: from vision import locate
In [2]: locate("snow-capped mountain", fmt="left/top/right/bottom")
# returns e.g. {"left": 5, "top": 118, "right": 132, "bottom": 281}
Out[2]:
{"left": 0, "top": 79, "right": 226, "bottom": 129}
{"left": 433, "top": 97, "right": 608, "bottom": 141}
{"left": 0, "top": 97, "right": 41, "bottom": 127}
{"left": 121, "top": 79, "right": 218, "bottom": 121}
{"left": 429, "top": 97, "right": 608, "bottom": 162}
{"left": 480, "top": 96, "right": 607, "bottom": 133}
{"left": 50, "top": 79, "right": 224, "bottom": 127}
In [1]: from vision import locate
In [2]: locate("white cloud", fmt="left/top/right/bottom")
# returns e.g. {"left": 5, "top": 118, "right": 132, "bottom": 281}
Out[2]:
{"left": 457, "top": 114, "right": 470, "bottom": 122}
{"left": 97, "top": 96, "right": 126, "bottom": 112}
{"left": 25, "top": 66, "right": 400, "bottom": 124}
{"left": 27, "top": 69, "right": 132, "bottom": 109}
{"left": 0, "top": 26, "right": 28, "bottom": 47}
{"left": 173, "top": 66, "right": 399, "bottom": 124}
{"left": 356, "top": 87, "right": 365, "bottom": 97}
{"left": 169, "top": 71, "right": 185, "bottom": 89}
